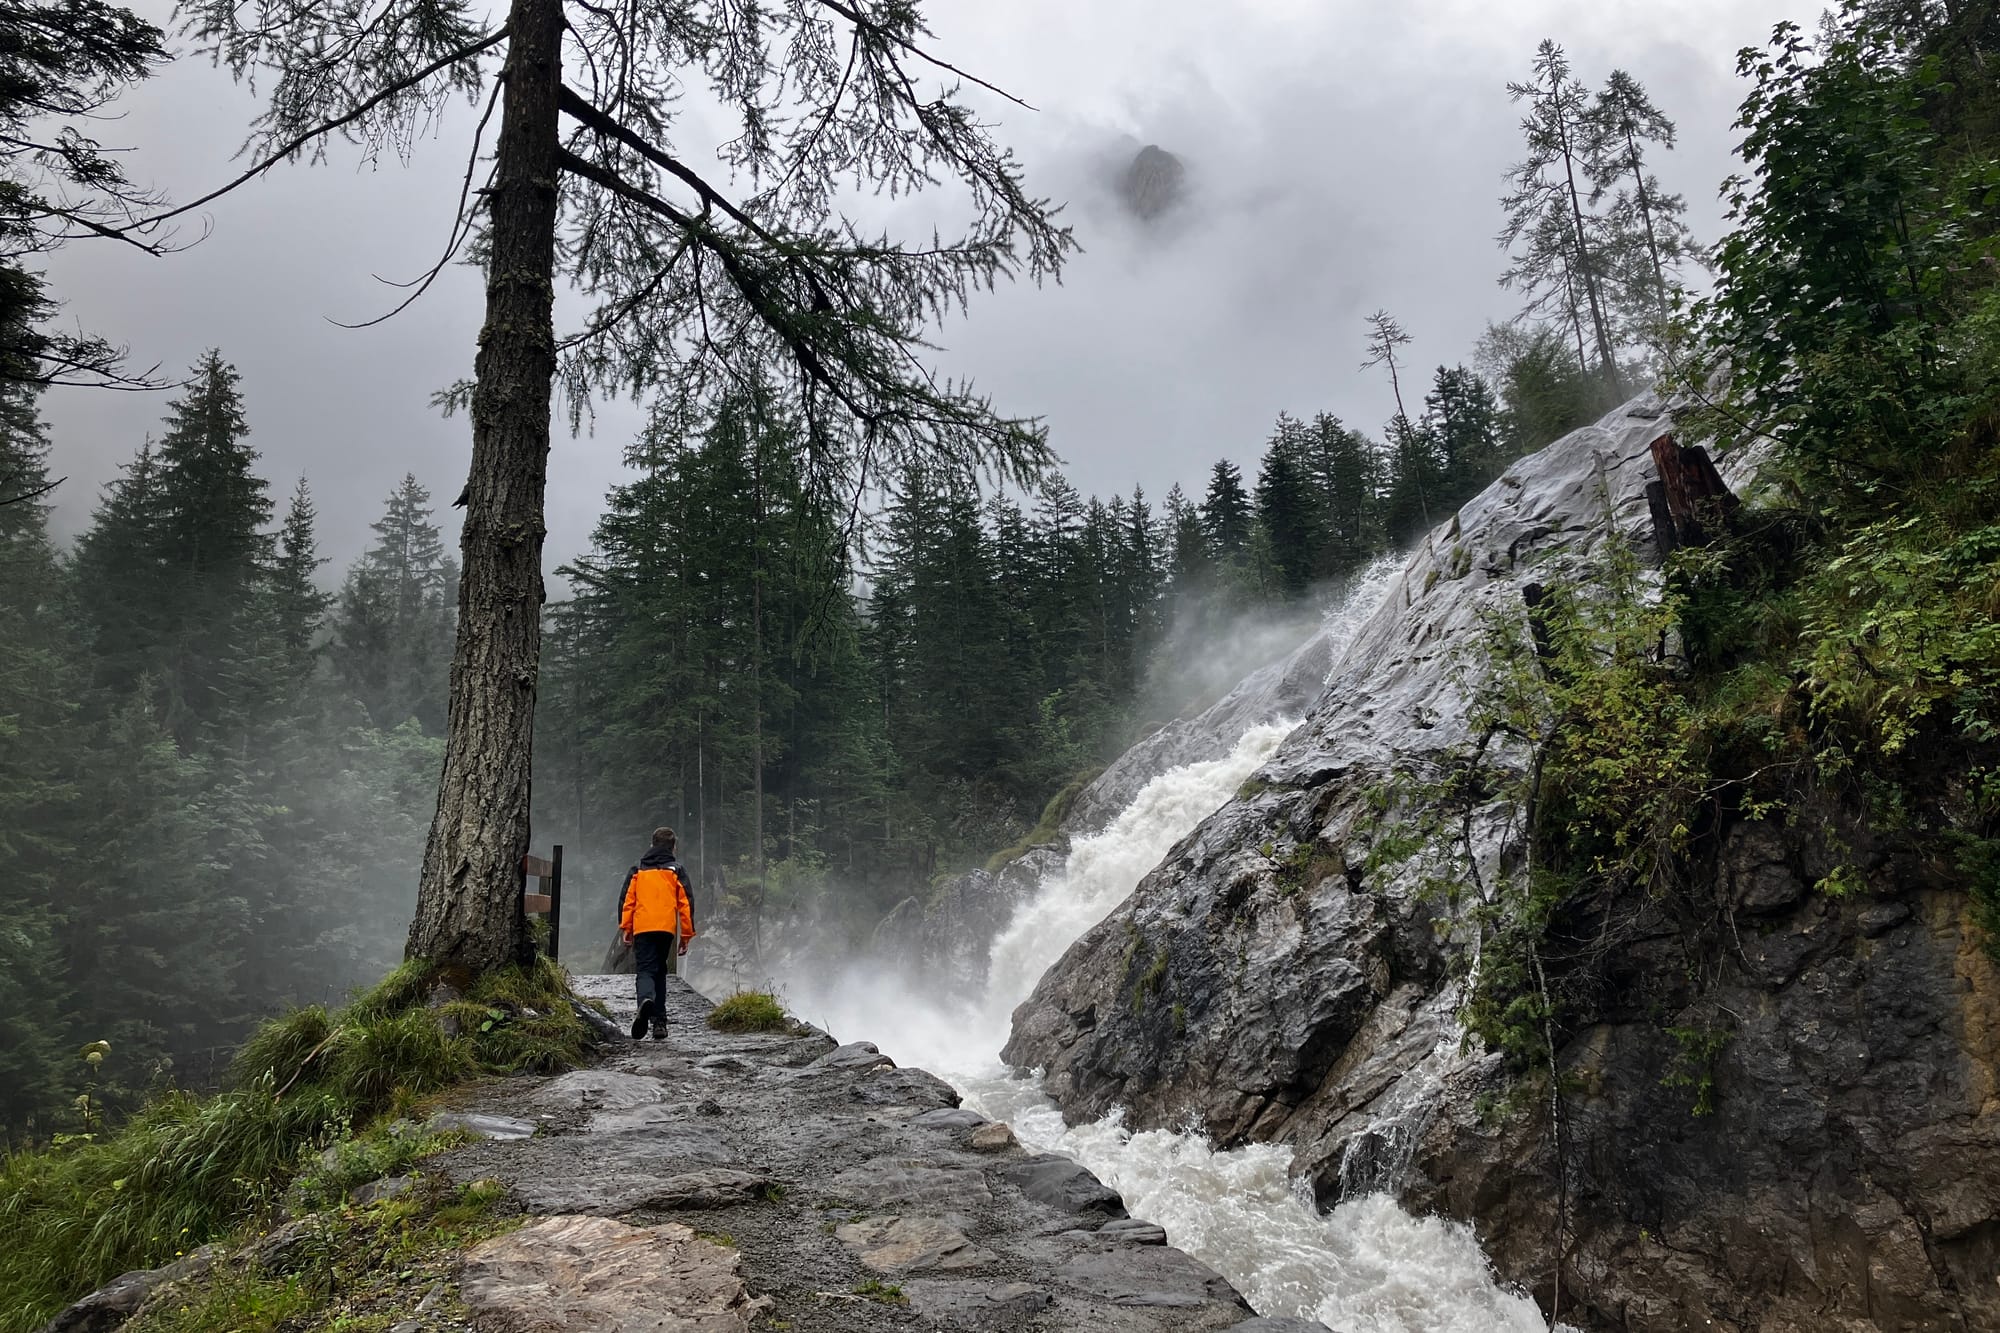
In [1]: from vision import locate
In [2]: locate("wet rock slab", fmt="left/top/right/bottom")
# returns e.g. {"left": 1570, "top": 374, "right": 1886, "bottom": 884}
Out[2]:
{"left": 430, "top": 974, "right": 1262, "bottom": 1332}
{"left": 836, "top": 1215, "right": 995, "bottom": 1271}
{"left": 1002, "top": 392, "right": 2000, "bottom": 1331}
{"left": 460, "top": 1214, "right": 769, "bottom": 1330}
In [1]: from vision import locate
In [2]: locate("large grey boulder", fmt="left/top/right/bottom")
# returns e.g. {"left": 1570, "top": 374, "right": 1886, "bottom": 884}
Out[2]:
{"left": 1005, "top": 394, "right": 2000, "bottom": 1331}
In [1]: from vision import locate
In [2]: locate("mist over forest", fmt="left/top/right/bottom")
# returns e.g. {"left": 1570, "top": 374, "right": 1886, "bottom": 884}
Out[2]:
{"left": 7, "top": 2, "right": 2000, "bottom": 1331}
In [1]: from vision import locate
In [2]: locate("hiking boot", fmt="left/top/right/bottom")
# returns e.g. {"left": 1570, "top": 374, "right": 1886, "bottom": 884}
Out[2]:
{"left": 630, "top": 998, "right": 656, "bottom": 1041}
{"left": 649, "top": 1014, "right": 667, "bottom": 1041}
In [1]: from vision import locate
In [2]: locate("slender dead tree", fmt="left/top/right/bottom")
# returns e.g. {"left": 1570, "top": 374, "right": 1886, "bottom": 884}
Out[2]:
{"left": 1362, "top": 308, "right": 1431, "bottom": 531}
{"left": 157, "top": 0, "right": 1075, "bottom": 975}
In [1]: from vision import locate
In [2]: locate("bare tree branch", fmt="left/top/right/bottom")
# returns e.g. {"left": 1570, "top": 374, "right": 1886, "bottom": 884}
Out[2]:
{"left": 111, "top": 25, "right": 508, "bottom": 239}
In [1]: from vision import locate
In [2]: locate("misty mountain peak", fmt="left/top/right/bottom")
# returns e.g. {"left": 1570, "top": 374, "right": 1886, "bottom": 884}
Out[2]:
{"left": 1117, "top": 144, "right": 1186, "bottom": 222}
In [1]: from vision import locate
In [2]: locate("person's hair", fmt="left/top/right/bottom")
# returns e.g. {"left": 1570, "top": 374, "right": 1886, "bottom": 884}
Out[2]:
{"left": 651, "top": 826, "right": 677, "bottom": 851}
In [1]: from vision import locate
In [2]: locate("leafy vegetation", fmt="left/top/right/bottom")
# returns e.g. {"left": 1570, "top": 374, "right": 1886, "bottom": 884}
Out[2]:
{"left": 852, "top": 1277, "right": 908, "bottom": 1304}
{"left": 0, "top": 959, "right": 586, "bottom": 1332}
{"left": 1366, "top": 0, "right": 2000, "bottom": 1113}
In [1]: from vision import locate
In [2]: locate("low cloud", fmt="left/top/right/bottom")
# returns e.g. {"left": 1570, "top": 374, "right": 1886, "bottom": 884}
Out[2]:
{"left": 36, "top": 0, "right": 1821, "bottom": 569}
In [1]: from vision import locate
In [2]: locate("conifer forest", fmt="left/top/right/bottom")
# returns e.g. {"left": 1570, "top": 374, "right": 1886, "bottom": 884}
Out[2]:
{"left": 6, "top": 2, "right": 2000, "bottom": 1331}
{"left": 0, "top": 0, "right": 1715, "bottom": 1137}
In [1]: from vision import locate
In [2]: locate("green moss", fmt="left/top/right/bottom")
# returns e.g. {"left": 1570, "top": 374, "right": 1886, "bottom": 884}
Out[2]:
{"left": 984, "top": 767, "right": 1103, "bottom": 873}
{"left": 707, "top": 991, "right": 788, "bottom": 1033}
{"left": 1129, "top": 944, "right": 1169, "bottom": 1015}
{"left": 124, "top": 1177, "right": 517, "bottom": 1333}
{"left": 853, "top": 1277, "right": 907, "bottom": 1304}
{"left": 1274, "top": 840, "right": 1342, "bottom": 897}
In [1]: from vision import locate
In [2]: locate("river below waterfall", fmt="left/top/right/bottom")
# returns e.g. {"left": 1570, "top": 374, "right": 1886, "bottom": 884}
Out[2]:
{"left": 783, "top": 717, "right": 1562, "bottom": 1332}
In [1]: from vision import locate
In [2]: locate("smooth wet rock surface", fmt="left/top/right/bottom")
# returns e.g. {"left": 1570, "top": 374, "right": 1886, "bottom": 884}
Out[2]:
{"left": 459, "top": 1214, "right": 769, "bottom": 1331}
{"left": 1004, "top": 394, "right": 2000, "bottom": 1332}
{"left": 433, "top": 975, "right": 1259, "bottom": 1331}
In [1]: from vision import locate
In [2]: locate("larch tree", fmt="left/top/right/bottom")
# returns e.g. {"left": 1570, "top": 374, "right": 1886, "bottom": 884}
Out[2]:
{"left": 0, "top": 0, "right": 167, "bottom": 389}
{"left": 163, "top": 0, "right": 1075, "bottom": 973}
{"left": 1585, "top": 69, "right": 1700, "bottom": 335}
{"left": 1502, "top": 40, "right": 1621, "bottom": 394}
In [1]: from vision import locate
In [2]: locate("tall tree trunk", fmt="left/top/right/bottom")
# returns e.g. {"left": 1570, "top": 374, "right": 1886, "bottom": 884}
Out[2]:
{"left": 406, "top": 0, "right": 563, "bottom": 975}
{"left": 571, "top": 615, "right": 585, "bottom": 862}
{"left": 1624, "top": 126, "right": 1669, "bottom": 319}
{"left": 751, "top": 444, "right": 765, "bottom": 882}
{"left": 1549, "top": 75, "right": 1620, "bottom": 394}
{"left": 696, "top": 720, "right": 706, "bottom": 894}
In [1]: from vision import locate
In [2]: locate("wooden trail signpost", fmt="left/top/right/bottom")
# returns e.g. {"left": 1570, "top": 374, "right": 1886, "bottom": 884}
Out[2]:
{"left": 523, "top": 846, "right": 564, "bottom": 963}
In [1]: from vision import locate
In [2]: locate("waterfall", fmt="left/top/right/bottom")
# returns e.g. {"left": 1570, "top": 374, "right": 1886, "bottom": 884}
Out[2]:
{"left": 780, "top": 570, "right": 1563, "bottom": 1331}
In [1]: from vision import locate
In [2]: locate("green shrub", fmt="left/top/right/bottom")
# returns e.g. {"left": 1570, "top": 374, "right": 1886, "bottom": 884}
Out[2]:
{"left": 706, "top": 991, "right": 788, "bottom": 1033}
{"left": 287, "top": 1122, "right": 464, "bottom": 1215}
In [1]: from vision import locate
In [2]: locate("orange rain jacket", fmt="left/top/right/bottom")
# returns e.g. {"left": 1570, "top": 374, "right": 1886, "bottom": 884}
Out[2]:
{"left": 619, "top": 860, "right": 698, "bottom": 939}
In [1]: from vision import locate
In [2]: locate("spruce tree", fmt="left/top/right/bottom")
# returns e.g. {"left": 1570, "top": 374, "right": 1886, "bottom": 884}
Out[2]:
{"left": 71, "top": 441, "right": 167, "bottom": 699}
{"left": 1164, "top": 484, "right": 1209, "bottom": 588}
{"left": 1255, "top": 415, "right": 1319, "bottom": 597}
{"left": 1304, "top": 413, "right": 1382, "bottom": 579}
{"left": 334, "top": 475, "right": 454, "bottom": 731}
{"left": 148, "top": 351, "right": 275, "bottom": 743}
{"left": 270, "top": 478, "right": 332, "bottom": 686}
{"left": 0, "top": 384, "right": 76, "bottom": 1128}
{"left": 1200, "top": 461, "right": 1253, "bottom": 560}
{"left": 1423, "top": 365, "right": 1506, "bottom": 504}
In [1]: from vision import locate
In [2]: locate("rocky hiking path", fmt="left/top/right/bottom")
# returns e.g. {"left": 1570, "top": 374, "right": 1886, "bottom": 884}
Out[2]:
{"left": 434, "top": 975, "right": 1326, "bottom": 1333}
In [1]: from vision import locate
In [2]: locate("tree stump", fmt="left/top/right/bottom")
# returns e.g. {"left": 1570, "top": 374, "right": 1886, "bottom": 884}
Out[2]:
{"left": 1647, "top": 433, "right": 1739, "bottom": 550}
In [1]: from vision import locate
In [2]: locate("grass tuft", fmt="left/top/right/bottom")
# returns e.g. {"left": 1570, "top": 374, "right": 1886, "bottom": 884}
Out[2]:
{"left": 706, "top": 991, "right": 788, "bottom": 1033}
{"left": 0, "top": 958, "right": 588, "bottom": 1333}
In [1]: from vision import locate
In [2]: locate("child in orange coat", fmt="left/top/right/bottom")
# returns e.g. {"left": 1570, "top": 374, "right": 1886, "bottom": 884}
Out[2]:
{"left": 618, "top": 827, "right": 698, "bottom": 1041}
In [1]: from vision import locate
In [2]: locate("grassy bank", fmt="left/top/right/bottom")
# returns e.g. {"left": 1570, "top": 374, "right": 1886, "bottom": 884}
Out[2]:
{"left": 0, "top": 957, "right": 592, "bottom": 1333}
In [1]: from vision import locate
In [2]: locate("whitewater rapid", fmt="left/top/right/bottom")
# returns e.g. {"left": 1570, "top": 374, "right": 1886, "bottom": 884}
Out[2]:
{"left": 784, "top": 720, "right": 1559, "bottom": 1332}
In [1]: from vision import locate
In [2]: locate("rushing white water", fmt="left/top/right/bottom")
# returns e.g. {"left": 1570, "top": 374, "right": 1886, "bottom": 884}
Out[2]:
{"left": 780, "top": 571, "right": 1561, "bottom": 1332}
{"left": 785, "top": 717, "right": 1556, "bottom": 1331}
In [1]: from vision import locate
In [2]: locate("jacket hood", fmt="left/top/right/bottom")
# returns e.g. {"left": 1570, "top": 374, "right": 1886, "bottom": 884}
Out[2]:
{"left": 638, "top": 845, "right": 680, "bottom": 869}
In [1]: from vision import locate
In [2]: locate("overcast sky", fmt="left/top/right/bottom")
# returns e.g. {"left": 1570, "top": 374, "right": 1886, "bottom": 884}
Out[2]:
{"left": 39, "top": 0, "right": 1824, "bottom": 575}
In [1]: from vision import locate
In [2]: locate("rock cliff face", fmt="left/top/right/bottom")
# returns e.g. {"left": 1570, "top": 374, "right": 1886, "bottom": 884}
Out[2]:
{"left": 1118, "top": 145, "right": 1186, "bottom": 221}
{"left": 1003, "top": 396, "right": 2000, "bottom": 1332}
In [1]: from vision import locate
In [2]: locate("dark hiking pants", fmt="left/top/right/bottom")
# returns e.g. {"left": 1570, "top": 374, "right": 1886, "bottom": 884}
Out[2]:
{"left": 634, "top": 931, "right": 678, "bottom": 1015}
